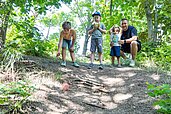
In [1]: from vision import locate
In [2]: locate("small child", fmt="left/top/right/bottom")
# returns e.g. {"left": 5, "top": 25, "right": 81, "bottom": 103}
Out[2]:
{"left": 110, "top": 26, "right": 121, "bottom": 67}
{"left": 56, "top": 21, "right": 79, "bottom": 67}
{"left": 88, "top": 11, "right": 106, "bottom": 69}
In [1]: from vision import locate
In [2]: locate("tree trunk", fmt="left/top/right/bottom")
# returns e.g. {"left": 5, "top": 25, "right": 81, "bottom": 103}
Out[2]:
{"left": 0, "top": 27, "right": 3, "bottom": 49}
{"left": 82, "top": 30, "right": 90, "bottom": 56}
{"left": 144, "top": 0, "right": 154, "bottom": 40}
{"left": 1, "top": 11, "right": 10, "bottom": 47}
{"left": 46, "top": 19, "right": 52, "bottom": 40}
{"left": 110, "top": 0, "right": 113, "bottom": 15}
{"left": 154, "top": 0, "right": 158, "bottom": 41}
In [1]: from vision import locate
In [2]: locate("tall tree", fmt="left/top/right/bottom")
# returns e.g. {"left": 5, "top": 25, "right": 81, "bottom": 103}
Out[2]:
{"left": 0, "top": 0, "right": 72, "bottom": 48}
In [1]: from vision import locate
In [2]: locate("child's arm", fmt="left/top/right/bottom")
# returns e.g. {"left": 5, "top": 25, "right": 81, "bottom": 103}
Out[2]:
{"left": 98, "top": 24, "right": 106, "bottom": 34}
{"left": 88, "top": 25, "right": 96, "bottom": 34}
{"left": 56, "top": 31, "right": 63, "bottom": 56}
{"left": 109, "top": 26, "right": 114, "bottom": 34}
{"left": 70, "top": 30, "right": 76, "bottom": 51}
{"left": 98, "top": 27, "right": 106, "bottom": 34}
{"left": 110, "top": 33, "right": 114, "bottom": 47}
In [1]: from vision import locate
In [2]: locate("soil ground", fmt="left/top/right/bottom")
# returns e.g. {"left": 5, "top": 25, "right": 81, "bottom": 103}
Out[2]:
{"left": 1, "top": 56, "right": 171, "bottom": 114}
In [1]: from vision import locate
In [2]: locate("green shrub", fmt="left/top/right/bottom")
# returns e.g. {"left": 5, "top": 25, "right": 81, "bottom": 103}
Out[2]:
{"left": 0, "top": 80, "right": 35, "bottom": 113}
{"left": 147, "top": 83, "right": 171, "bottom": 113}
{"left": 137, "top": 42, "right": 171, "bottom": 71}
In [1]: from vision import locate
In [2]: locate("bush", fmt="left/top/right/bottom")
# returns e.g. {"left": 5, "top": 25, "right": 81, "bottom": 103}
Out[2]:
{"left": 0, "top": 80, "right": 35, "bottom": 113}
{"left": 137, "top": 42, "right": 171, "bottom": 71}
{"left": 147, "top": 83, "right": 171, "bottom": 113}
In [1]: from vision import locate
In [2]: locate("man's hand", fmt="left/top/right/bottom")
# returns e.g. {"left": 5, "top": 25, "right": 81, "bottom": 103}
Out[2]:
{"left": 118, "top": 40, "right": 124, "bottom": 44}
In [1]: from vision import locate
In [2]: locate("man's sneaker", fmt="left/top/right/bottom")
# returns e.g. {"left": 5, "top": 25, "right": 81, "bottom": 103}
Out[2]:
{"left": 73, "top": 62, "right": 79, "bottom": 68}
{"left": 88, "top": 63, "right": 93, "bottom": 69}
{"left": 98, "top": 64, "right": 103, "bottom": 70}
{"left": 61, "top": 61, "right": 66, "bottom": 67}
{"left": 117, "top": 64, "right": 121, "bottom": 68}
{"left": 129, "top": 60, "right": 135, "bottom": 67}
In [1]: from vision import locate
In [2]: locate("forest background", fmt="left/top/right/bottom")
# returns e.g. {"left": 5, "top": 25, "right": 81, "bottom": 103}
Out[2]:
{"left": 0, "top": 0, "right": 171, "bottom": 113}
{"left": 0, "top": 0, "right": 171, "bottom": 71}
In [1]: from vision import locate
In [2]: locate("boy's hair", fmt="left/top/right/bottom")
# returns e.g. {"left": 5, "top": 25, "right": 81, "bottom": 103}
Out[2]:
{"left": 62, "top": 21, "right": 71, "bottom": 29}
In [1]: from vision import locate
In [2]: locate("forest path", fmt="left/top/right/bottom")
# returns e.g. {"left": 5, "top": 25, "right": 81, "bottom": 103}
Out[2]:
{"left": 20, "top": 56, "right": 170, "bottom": 114}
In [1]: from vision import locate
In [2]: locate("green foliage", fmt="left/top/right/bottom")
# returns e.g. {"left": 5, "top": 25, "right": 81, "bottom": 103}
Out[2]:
{"left": 55, "top": 71, "right": 63, "bottom": 81}
{"left": 0, "top": 80, "right": 35, "bottom": 113}
{"left": 23, "top": 38, "right": 57, "bottom": 57}
{"left": 1, "top": 42, "right": 23, "bottom": 71}
{"left": 147, "top": 83, "right": 171, "bottom": 113}
{"left": 137, "top": 41, "right": 171, "bottom": 71}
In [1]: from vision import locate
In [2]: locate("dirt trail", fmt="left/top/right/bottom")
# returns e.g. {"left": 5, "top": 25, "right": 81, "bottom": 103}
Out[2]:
{"left": 17, "top": 56, "right": 171, "bottom": 114}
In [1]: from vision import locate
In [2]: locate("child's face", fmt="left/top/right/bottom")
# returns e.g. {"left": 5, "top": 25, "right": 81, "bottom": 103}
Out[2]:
{"left": 114, "top": 28, "right": 120, "bottom": 34}
{"left": 94, "top": 15, "right": 101, "bottom": 22}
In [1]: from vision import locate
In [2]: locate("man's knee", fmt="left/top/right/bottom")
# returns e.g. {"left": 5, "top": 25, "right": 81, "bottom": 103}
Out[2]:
{"left": 131, "top": 41, "right": 138, "bottom": 48}
{"left": 131, "top": 41, "right": 137, "bottom": 45}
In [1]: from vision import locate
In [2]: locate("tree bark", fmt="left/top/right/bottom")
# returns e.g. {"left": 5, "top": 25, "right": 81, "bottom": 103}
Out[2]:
{"left": 154, "top": 0, "right": 158, "bottom": 41}
{"left": 82, "top": 30, "right": 90, "bottom": 56}
{"left": 110, "top": 0, "right": 113, "bottom": 15}
{"left": 144, "top": 0, "right": 154, "bottom": 40}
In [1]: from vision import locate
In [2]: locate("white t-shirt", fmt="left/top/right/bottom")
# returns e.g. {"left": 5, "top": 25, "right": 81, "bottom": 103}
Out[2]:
{"left": 110, "top": 33, "right": 121, "bottom": 46}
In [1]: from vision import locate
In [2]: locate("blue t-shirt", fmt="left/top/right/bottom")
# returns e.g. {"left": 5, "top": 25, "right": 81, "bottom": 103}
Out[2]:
{"left": 121, "top": 26, "right": 137, "bottom": 40}
{"left": 89, "top": 23, "right": 106, "bottom": 39}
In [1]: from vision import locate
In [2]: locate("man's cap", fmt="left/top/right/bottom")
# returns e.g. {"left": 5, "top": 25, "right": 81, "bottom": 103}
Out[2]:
{"left": 92, "top": 11, "right": 101, "bottom": 17}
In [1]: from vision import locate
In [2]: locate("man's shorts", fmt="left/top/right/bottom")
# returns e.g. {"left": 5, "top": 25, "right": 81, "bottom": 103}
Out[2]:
{"left": 110, "top": 46, "right": 120, "bottom": 57}
{"left": 62, "top": 39, "right": 72, "bottom": 49}
{"left": 121, "top": 40, "right": 141, "bottom": 53}
{"left": 90, "top": 38, "right": 103, "bottom": 53}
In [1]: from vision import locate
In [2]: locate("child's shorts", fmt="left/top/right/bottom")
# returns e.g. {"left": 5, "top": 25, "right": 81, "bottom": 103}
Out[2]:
{"left": 110, "top": 46, "right": 120, "bottom": 57}
{"left": 62, "top": 39, "right": 72, "bottom": 49}
{"left": 90, "top": 38, "right": 103, "bottom": 53}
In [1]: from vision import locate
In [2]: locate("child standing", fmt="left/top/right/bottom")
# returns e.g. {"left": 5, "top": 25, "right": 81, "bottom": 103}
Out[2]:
{"left": 88, "top": 11, "right": 106, "bottom": 69}
{"left": 56, "top": 21, "right": 79, "bottom": 67}
{"left": 110, "top": 26, "right": 121, "bottom": 67}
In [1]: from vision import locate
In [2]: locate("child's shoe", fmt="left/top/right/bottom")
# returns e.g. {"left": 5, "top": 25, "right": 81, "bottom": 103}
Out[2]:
{"left": 98, "top": 64, "right": 103, "bottom": 70}
{"left": 61, "top": 61, "right": 66, "bottom": 67}
{"left": 73, "top": 62, "right": 79, "bottom": 68}
{"left": 88, "top": 63, "right": 94, "bottom": 69}
{"left": 117, "top": 64, "right": 121, "bottom": 68}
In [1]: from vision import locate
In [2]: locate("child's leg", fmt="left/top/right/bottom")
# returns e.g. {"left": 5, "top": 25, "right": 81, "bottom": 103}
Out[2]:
{"left": 62, "top": 48, "right": 66, "bottom": 61}
{"left": 117, "top": 57, "right": 120, "bottom": 65}
{"left": 69, "top": 50, "right": 75, "bottom": 62}
{"left": 98, "top": 52, "right": 102, "bottom": 64}
{"left": 97, "top": 38, "right": 103, "bottom": 64}
{"left": 90, "top": 52, "right": 95, "bottom": 63}
{"left": 112, "top": 56, "right": 115, "bottom": 65}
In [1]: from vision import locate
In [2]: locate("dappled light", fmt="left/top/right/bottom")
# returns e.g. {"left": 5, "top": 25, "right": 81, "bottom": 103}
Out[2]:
{"left": 150, "top": 73, "right": 160, "bottom": 81}
{"left": 113, "top": 93, "right": 133, "bottom": 103}
{"left": 99, "top": 77, "right": 125, "bottom": 87}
